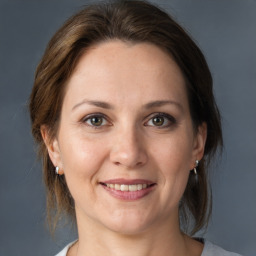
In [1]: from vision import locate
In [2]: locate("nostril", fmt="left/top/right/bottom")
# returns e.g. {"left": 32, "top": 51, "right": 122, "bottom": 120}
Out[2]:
{"left": 110, "top": 145, "right": 148, "bottom": 168}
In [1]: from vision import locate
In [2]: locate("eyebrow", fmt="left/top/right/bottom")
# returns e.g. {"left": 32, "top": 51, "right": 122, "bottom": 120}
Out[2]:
{"left": 72, "top": 99, "right": 183, "bottom": 111}
{"left": 72, "top": 100, "right": 113, "bottom": 111}
{"left": 143, "top": 100, "right": 183, "bottom": 111}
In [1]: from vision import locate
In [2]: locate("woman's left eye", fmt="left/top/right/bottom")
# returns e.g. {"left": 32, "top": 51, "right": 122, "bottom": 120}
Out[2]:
{"left": 145, "top": 113, "right": 176, "bottom": 128}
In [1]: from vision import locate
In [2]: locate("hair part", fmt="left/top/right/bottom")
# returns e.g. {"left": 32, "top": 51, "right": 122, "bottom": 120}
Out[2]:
{"left": 29, "top": 0, "right": 223, "bottom": 235}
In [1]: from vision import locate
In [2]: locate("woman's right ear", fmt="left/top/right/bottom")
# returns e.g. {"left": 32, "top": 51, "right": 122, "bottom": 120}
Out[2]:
{"left": 40, "top": 125, "right": 63, "bottom": 172}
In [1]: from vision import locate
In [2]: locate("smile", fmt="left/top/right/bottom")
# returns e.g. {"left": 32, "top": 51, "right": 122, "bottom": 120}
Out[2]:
{"left": 103, "top": 183, "right": 153, "bottom": 191}
{"left": 99, "top": 179, "right": 156, "bottom": 200}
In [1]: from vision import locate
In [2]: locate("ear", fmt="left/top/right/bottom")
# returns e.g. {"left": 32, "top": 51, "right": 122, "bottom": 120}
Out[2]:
{"left": 190, "top": 122, "right": 207, "bottom": 169}
{"left": 41, "top": 125, "right": 64, "bottom": 175}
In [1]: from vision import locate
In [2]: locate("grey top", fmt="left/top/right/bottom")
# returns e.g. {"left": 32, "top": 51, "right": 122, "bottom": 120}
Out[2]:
{"left": 55, "top": 239, "right": 242, "bottom": 256}
{"left": 201, "top": 240, "right": 242, "bottom": 256}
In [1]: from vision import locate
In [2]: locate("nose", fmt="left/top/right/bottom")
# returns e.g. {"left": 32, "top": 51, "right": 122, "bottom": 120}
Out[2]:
{"left": 109, "top": 127, "right": 148, "bottom": 169}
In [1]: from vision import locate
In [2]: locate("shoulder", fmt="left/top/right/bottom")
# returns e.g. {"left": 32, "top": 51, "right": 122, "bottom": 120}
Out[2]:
{"left": 55, "top": 239, "right": 242, "bottom": 256}
{"left": 202, "top": 240, "right": 243, "bottom": 256}
{"left": 54, "top": 241, "right": 77, "bottom": 256}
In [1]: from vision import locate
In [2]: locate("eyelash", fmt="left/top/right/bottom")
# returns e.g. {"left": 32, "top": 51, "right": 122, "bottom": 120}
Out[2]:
{"left": 81, "top": 112, "right": 176, "bottom": 129}
{"left": 81, "top": 113, "right": 110, "bottom": 129}
{"left": 145, "top": 112, "right": 176, "bottom": 128}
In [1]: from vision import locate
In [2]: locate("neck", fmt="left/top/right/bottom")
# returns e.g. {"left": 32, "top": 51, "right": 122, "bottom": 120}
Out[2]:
{"left": 71, "top": 210, "right": 200, "bottom": 256}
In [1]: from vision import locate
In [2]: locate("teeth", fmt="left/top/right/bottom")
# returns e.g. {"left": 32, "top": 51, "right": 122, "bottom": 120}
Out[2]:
{"left": 120, "top": 184, "right": 129, "bottom": 191}
{"left": 114, "top": 184, "right": 120, "bottom": 190}
{"left": 137, "top": 184, "right": 143, "bottom": 190}
{"left": 129, "top": 185, "right": 137, "bottom": 192}
{"left": 105, "top": 183, "right": 150, "bottom": 191}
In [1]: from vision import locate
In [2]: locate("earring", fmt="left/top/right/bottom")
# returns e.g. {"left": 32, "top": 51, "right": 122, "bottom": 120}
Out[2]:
{"left": 193, "top": 160, "right": 199, "bottom": 175}
{"left": 55, "top": 166, "right": 59, "bottom": 175}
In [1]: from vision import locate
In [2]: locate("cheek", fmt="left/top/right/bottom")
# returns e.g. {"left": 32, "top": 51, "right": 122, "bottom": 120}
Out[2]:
{"left": 150, "top": 132, "right": 193, "bottom": 201}
{"left": 152, "top": 133, "right": 194, "bottom": 173}
{"left": 58, "top": 130, "right": 108, "bottom": 191}
{"left": 60, "top": 127, "right": 104, "bottom": 167}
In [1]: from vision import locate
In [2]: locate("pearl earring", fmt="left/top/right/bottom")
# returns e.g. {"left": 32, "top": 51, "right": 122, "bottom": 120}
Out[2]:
{"left": 193, "top": 160, "right": 199, "bottom": 175}
{"left": 55, "top": 166, "right": 59, "bottom": 175}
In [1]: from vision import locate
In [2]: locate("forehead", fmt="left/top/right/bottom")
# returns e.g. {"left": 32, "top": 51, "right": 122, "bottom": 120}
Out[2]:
{"left": 64, "top": 40, "right": 188, "bottom": 109}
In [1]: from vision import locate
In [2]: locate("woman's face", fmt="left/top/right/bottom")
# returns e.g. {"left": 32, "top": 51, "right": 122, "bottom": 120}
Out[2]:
{"left": 45, "top": 40, "right": 206, "bottom": 234}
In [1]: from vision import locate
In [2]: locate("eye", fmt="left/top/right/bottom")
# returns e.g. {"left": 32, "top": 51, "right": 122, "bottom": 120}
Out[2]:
{"left": 145, "top": 113, "right": 176, "bottom": 128}
{"left": 152, "top": 116, "right": 165, "bottom": 126}
{"left": 82, "top": 114, "right": 109, "bottom": 128}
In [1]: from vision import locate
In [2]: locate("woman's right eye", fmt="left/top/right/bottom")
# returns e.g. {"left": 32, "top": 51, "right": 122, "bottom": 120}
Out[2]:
{"left": 82, "top": 114, "right": 109, "bottom": 128}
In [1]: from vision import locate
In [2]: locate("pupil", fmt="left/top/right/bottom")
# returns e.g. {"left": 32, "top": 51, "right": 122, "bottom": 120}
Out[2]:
{"left": 91, "top": 117, "right": 102, "bottom": 126}
{"left": 153, "top": 117, "right": 164, "bottom": 126}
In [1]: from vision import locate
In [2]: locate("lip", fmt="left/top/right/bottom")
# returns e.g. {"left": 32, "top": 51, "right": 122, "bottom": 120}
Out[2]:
{"left": 100, "top": 178, "right": 154, "bottom": 185}
{"left": 99, "top": 179, "right": 157, "bottom": 201}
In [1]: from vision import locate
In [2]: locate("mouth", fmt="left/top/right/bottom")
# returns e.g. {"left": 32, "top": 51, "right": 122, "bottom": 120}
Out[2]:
{"left": 99, "top": 179, "right": 157, "bottom": 200}
{"left": 100, "top": 182, "right": 155, "bottom": 192}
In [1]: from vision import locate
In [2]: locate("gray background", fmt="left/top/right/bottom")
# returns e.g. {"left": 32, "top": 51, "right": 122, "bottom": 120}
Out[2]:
{"left": 0, "top": 0, "right": 255, "bottom": 255}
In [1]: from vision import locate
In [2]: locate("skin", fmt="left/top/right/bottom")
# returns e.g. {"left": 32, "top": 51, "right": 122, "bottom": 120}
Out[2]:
{"left": 42, "top": 40, "right": 207, "bottom": 256}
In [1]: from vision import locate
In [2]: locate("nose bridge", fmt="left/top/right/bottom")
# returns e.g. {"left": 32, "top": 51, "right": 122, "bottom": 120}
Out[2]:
{"left": 110, "top": 122, "right": 147, "bottom": 168}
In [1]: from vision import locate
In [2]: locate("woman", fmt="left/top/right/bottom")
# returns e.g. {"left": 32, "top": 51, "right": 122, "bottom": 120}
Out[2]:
{"left": 29, "top": 1, "right": 242, "bottom": 255}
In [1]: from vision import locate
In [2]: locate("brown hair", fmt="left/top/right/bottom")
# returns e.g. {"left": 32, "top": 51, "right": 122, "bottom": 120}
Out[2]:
{"left": 29, "top": 0, "right": 222, "bottom": 235}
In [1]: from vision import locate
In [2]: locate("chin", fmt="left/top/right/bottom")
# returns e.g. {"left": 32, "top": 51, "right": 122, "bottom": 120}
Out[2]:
{"left": 100, "top": 210, "right": 156, "bottom": 235}
{"left": 106, "top": 222, "right": 150, "bottom": 235}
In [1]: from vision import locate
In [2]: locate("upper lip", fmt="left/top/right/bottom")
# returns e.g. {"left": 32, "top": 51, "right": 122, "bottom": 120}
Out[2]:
{"left": 100, "top": 179, "right": 156, "bottom": 185}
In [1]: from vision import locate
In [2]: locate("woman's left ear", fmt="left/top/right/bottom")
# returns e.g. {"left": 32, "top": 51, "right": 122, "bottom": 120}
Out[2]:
{"left": 191, "top": 122, "right": 207, "bottom": 167}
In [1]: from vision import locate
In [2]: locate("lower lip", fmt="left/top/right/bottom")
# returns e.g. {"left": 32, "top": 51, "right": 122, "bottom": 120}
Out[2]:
{"left": 101, "top": 184, "right": 156, "bottom": 201}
